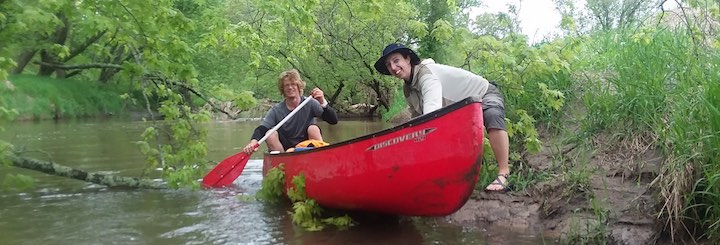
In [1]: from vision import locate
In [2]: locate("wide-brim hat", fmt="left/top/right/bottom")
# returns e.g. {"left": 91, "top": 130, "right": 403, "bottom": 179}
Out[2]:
{"left": 374, "top": 43, "right": 420, "bottom": 75}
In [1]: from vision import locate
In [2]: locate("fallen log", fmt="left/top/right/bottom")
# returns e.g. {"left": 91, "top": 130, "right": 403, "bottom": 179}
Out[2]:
{"left": 9, "top": 156, "right": 167, "bottom": 189}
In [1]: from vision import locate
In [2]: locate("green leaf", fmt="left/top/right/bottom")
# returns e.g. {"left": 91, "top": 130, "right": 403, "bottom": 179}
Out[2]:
{"left": 431, "top": 19, "right": 453, "bottom": 42}
{"left": 408, "top": 20, "right": 429, "bottom": 38}
{"left": 257, "top": 164, "right": 286, "bottom": 204}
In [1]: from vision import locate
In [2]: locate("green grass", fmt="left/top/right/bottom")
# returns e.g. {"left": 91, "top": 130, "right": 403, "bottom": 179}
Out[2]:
{"left": 688, "top": 72, "right": 720, "bottom": 240}
{"left": 574, "top": 27, "right": 720, "bottom": 241}
{"left": 578, "top": 29, "right": 678, "bottom": 135}
{"left": 1, "top": 74, "right": 128, "bottom": 120}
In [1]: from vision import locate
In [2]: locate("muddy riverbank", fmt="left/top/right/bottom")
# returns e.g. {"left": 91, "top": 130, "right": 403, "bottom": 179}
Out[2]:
{"left": 442, "top": 127, "right": 679, "bottom": 245}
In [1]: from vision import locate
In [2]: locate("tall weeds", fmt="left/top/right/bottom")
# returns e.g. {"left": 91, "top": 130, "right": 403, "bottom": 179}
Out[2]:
{"left": 578, "top": 29, "right": 678, "bottom": 135}
{"left": 577, "top": 25, "right": 720, "bottom": 240}
{"left": 689, "top": 69, "right": 720, "bottom": 240}
{"left": 656, "top": 37, "right": 720, "bottom": 241}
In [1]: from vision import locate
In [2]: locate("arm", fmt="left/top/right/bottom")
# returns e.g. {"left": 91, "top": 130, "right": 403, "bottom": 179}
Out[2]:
{"left": 242, "top": 126, "right": 268, "bottom": 153}
{"left": 250, "top": 125, "right": 270, "bottom": 141}
{"left": 403, "top": 84, "right": 422, "bottom": 118}
{"left": 243, "top": 125, "right": 269, "bottom": 154}
{"left": 310, "top": 87, "right": 338, "bottom": 124}
{"left": 244, "top": 107, "right": 278, "bottom": 153}
{"left": 320, "top": 105, "right": 338, "bottom": 124}
{"left": 417, "top": 73, "right": 443, "bottom": 114}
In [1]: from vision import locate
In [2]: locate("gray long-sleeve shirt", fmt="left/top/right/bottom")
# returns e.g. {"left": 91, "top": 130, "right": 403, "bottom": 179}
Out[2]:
{"left": 255, "top": 97, "right": 338, "bottom": 148}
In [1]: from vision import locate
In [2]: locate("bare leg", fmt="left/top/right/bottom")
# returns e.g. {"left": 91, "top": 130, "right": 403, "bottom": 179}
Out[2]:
{"left": 307, "top": 125, "right": 323, "bottom": 141}
{"left": 265, "top": 131, "right": 284, "bottom": 152}
{"left": 485, "top": 128, "right": 511, "bottom": 191}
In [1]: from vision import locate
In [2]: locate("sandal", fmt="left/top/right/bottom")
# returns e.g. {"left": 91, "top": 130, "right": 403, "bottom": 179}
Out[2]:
{"left": 485, "top": 173, "right": 511, "bottom": 192}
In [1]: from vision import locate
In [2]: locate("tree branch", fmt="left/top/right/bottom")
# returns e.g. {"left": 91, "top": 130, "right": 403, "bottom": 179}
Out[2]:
{"left": 62, "top": 30, "right": 108, "bottom": 63}
{"left": 657, "top": 0, "right": 669, "bottom": 26}
{"left": 38, "top": 12, "right": 71, "bottom": 76}
{"left": 145, "top": 75, "right": 239, "bottom": 119}
{"left": 119, "top": 2, "right": 149, "bottom": 45}
{"left": 34, "top": 61, "right": 122, "bottom": 70}
{"left": 10, "top": 156, "right": 167, "bottom": 189}
{"left": 674, "top": 0, "right": 701, "bottom": 48}
{"left": 276, "top": 50, "right": 319, "bottom": 89}
{"left": 65, "top": 70, "right": 83, "bottom": 78}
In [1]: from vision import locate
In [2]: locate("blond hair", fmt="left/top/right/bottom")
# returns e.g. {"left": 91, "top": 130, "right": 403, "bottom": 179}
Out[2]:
{"left": 277, "top": 69, "right": 306, "bottom": 96}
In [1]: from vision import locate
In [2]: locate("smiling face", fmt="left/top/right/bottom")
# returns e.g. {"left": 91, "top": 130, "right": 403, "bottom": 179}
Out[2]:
{"left": 277, "top": 69, "right": 305, "bottom": 100}
{"left": 384, "top": 52, "right": 413, "bottom": 81}
{"left": 281, "top": 78, "right": 300, "bottom": 99}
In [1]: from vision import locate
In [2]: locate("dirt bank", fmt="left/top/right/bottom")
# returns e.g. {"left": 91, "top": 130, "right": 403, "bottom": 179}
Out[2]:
{"left": 443, "top": 127, "right": 670, "bottom": 245}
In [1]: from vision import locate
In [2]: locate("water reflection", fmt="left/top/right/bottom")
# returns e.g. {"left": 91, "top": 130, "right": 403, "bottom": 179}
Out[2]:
{"left": 0, "top": 118, "right": 552, "bottom": 244}
{"left": 278, "top": 216, "right": 426, "bottom": 245}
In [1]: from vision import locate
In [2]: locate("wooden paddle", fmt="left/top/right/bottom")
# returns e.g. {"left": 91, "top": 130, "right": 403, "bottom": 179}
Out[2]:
{"left": 202, "top": 96, "right": 314, "bottom": 188}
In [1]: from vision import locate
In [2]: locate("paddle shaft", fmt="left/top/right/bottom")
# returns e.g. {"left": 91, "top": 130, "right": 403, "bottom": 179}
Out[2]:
{"left": 253, "top": 96, "right": 314, "bottom": 149}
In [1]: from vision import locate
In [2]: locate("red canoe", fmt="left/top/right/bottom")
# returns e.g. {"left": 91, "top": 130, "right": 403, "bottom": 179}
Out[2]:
{"left": 262, "top": 98, "right": 484, "bottom": 216}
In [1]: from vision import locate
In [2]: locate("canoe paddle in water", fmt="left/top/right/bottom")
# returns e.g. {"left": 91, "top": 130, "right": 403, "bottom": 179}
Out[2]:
{"left": 202, "top": 96, "right": 314, "bottom": 188}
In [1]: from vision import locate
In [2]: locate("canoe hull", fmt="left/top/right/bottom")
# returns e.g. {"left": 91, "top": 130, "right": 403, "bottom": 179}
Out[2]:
{"left": 263, "top": 99, "right": 484, "bottom": 216}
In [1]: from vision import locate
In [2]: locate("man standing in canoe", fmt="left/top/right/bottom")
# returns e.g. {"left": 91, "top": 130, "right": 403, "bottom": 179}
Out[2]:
{"left": 243, "top": 69, "right": 338, "bottom": 154}
{"left": 374, "top": 43, "right": 512, "bottom": 192}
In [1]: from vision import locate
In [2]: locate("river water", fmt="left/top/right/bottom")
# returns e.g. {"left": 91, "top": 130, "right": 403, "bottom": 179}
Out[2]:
{"left": 0, "top": 118, "right": 551, "bottom": 244}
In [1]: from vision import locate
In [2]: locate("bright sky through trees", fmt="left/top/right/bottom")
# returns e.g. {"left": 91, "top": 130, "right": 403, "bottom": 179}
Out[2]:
{"left": 472, "top": 0, "right": 680, "bottom": 43}
{"left": 471, "top": 0, "right": 563, "bottom": 43}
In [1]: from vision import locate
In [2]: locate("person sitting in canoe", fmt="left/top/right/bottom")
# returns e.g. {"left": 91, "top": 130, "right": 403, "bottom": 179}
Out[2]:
{"left": 374, "top": 43, "right": 512, "bottom": 192}
{"left": 242, "top": 69, "right": 338, "bottom": 154}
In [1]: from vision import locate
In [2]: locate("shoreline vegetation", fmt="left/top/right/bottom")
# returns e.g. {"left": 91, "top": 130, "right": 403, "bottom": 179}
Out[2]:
{"left": 1, "top": 74, "right": 380, "bottom": 122}
{"left": 2, "top": 1, "right": 719, "bottom": 244}
{"left": 2, "top": 75, "right": 127, "bottom": 121}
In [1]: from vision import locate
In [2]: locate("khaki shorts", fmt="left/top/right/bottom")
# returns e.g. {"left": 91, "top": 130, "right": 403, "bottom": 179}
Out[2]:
{"left": 482, "top": 83, "right": 506, "bottom": 130}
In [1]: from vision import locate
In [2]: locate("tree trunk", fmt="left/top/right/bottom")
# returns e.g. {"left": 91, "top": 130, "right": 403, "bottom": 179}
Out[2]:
{"left": 317, "top": 53, "right": 346, "bottom": 106}
{"left": 38, "top": 50, "right": 57, "bottom": 76}
{"left": 52, "top": 30, "right": 107, "bottom": 79}
{"left": 329, "top": 80, "right": 345, "bottom": 105}
{"left": 38, "top": 13, "right": 70, "bottom": 76}
{"left": 55, "top": 68, "right": 67, "bottom": 79}
{"left": 98, "top": 62, "right": 123, "bottom": 83}
{"left": 10, "top": 156, "right": 167, "bottom": 189}
{"left": 369, "top": 78, "right": 390, "bottom": 111}
{"left": 12, "top": 50, "right": 37, "bottom": 74}
{"left": 98, "top": 45, "right": 128, "bottom": 83}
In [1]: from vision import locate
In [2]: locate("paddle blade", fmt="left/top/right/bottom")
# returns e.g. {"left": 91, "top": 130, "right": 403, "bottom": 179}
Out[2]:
{"left": 202, "top": 152, "right": 252, "bottom": 188}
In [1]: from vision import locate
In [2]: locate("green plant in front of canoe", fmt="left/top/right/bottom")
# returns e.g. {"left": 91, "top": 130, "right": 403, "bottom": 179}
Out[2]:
{"left": 256, "top": 164, "right": 286, "bottom": 204}
{"left": 255, "top": 164, "right": 354, "bottom": 231}
{"left": 287, "top": 174, "right": 354, "bottom": 231}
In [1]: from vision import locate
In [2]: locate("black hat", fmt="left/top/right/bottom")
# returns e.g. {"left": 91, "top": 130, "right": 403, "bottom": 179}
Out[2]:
{"left": 374, "top": 43, "right": 420, "bottom": 75}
